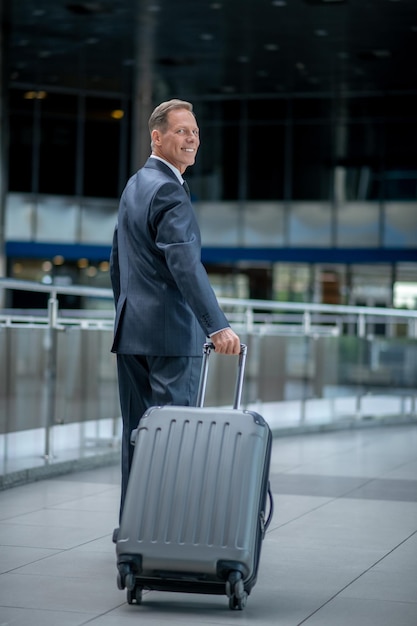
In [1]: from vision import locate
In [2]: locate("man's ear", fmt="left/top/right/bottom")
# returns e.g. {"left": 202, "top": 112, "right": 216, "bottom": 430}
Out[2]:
{"left": 151, "top": 129, "right": 161, "bottom": 146}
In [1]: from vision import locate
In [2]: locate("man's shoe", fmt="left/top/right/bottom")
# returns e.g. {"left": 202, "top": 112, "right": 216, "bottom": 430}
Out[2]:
{"left": 112, "top": 527, "right": 119, "bottom": 543}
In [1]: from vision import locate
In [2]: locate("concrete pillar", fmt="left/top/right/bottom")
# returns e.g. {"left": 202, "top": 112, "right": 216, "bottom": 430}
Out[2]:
{"left": 131, "top": 0, "right": 157, "bottom": 171}
{"left": 0, "top": 0, "right": 10, "bottom": 292}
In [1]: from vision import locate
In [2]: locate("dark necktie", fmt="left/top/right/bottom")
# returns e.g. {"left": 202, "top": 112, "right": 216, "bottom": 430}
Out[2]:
{"left": 182, "top": 180, "right": 191, "bottom": 198}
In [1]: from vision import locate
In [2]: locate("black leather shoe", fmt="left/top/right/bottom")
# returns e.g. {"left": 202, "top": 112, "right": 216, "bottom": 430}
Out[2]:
{"left": 112, "top": 527, "right": 119, "bottom": 543}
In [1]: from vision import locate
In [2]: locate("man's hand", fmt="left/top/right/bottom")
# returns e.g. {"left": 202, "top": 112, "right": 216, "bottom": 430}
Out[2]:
{"left": 210, "top": 328, "right": 241, "bottom": 355}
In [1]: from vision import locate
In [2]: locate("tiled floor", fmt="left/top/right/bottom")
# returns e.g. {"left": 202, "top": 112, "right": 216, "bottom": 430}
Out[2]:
{"left": 1, "top": 424, "right": 417, "bottom": 626}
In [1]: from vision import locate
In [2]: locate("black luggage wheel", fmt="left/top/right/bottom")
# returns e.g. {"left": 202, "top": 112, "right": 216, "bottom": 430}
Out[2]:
{"left": 127, "top": 585, "right": 143, "bottom": 605}
{"left": 226, "top": 571, "right": 247, "bottom": 610}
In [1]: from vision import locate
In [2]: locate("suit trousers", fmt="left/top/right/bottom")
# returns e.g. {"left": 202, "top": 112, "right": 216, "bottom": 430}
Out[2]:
{"left": 116, "top": 353, "right": 203, "bottom": 520}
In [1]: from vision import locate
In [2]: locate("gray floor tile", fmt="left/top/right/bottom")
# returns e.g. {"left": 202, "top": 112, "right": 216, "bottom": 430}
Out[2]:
{"left": 1, "top": 424, "right": 417, "bottom": 626}
{"left": 301, "top": 597, "right": 417, "bottom": 626}
{"left": 0, "top": 571, "right": 123, "bottom": 613}
{"left": 0, "top": 545, "right": 60, "bottom": 573}
{"left": 0, "top": 607, "right": 94, "bottom": 626}
{"left": 341, "top": 568, "right": 417, "bottom": 604}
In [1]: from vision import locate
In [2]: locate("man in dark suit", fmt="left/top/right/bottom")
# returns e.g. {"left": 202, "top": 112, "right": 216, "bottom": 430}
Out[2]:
{"left": 110, "top": 99, "right": 240, "bottom": 529}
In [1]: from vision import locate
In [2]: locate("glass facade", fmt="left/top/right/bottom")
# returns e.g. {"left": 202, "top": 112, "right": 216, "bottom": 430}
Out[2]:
{"left": 5, "top": 87, "right": 417, "bottom": 306}
{"left": 10, "top": 90, "right": 416, "bottom": 203}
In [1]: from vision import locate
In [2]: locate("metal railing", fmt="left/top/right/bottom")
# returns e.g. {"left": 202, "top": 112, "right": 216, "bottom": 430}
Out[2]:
{"left": 1, "top": 277, "right": 417, "bottom": 482}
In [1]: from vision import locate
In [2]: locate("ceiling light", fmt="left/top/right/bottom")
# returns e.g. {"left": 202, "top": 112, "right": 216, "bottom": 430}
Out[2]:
{"left": 358, "top": 49, "right": 391, "bottom": 60}
{"left": 303, "top": 0, "right": 346, "bottom": 4}
{"left": 65, "top": 3, "right": 110, "bottom": 15}
{"left": 373, "top": 50, "right": 391, "bottom": 58}
{"left": 264, "top": 43, "right": 279, "bottom": 51}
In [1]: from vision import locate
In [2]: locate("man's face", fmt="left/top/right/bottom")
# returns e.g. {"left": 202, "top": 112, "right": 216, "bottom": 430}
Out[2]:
{"left": 152, "top": 108, "right": 200, "bottom": 174}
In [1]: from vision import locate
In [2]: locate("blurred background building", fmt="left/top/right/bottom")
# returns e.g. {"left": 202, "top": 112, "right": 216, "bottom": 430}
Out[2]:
{"left": 1, "top": 0, "right": 416, "bottom": 309}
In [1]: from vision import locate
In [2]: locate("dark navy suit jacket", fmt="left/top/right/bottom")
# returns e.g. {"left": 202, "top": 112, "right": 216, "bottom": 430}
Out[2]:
{"left": 110, "top": 157, "right": 229, "bottom": 356}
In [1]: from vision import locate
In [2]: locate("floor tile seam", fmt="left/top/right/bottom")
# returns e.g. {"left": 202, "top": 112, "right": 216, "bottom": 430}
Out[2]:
{"left": 268, "top": 474, "right": 375, "bottom": 503}
{"left": 267, "top": 481, "right": 417, "bottom": 534}
{"left": 1, "top": 568, "right": 103, "bottom": 581}
{"left": 0, "top": 549, "right": 65, "bottom": 575}
{"left": 271, "top": 474, "right": 417, "bottom": 503}
{"left": 0, "top": 599, "right": 105, "bottom": 617}
{"left": 0, "top": 540, "right": 69, "bottom": 552}
{"left": 0, "top": 604, "right": 94, "bottom": 617}
{"left": 335, "top": 475, "right": 417, "bottom": 503}
{"left": 296, "top": 533, "right": 417, "bottom": 624}
{"left": 77, "top": 602, "right": 128, "bottom": 624}
{"left": 0, "top": 512, "right": 114, "bottom": 526}
{"left": 266, "top": 494, "right": 337, "bottom": 533}
{"left": 337, "top": 466, "right": 405, "bottom": 489}
{"left": 0, "top": 501, "right": 94, "bottom": 522}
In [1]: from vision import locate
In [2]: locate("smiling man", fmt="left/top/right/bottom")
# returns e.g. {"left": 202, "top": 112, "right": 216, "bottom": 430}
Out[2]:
{"left": 109, "top": 99, "right": 240, "bottom": 532}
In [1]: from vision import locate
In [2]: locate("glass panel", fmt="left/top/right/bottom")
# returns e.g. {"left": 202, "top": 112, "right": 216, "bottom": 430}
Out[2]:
{"left": 35, "top": 195, "right": 79, "bottom": 242}
{"left": 273, "top": 263, "right": 312, "bottom": 302}
{"left": 220, "top": 123, "right": 240, "bottom": 200}
{"left": 84, "top": 97, "right": 122, "bottom": 198}
{"left": 384, "top": 202, "right": 417, "bottom": 247}
{"left": 38, "top": 93, "right": 78, "bottom": 195}
{"left": 5, "top": 193, "right": 35, "bottom": 240}
{"left": 337, "top": 202, "right": 380, "bottom": 247}
{"left": 196, "top": 202, "right": 240, "bottom": 246}
{"left": 292, "top": 98, "right": 334, "bottom": 120}
{"left": 243, "top": 203, "right": 285, "bottom": 246}
{"left": 348, "top": 264, "right": 393, "bottom": 307}
{"left": 288, "top": 202, "right": 332, "bottom": 246}
{"left": 8, "top": 90, "right": 35, "bottom": 192}
{"left": 194, "top": 101, "right": 241, "bottom": 201}
{"left": 247, "top": 124, "right": 285, "bottom": 199}
{"left": 292, "top": 123, "right": 332, "bottom": 200}
{"left": 247, "top": 99, "right": 287, "bottom": 121}
{"left": 80, "top": 198, "right": 118, "bottom": 244}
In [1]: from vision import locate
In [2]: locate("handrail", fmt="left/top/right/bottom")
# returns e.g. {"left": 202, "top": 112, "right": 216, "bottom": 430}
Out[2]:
{"left": 0, "top": 277, "right": 113, "bottom": 299}
{"left": 1, "top": 277, "right": 416, "bottom": 473}
{"left": 1, "top": 277, "right": 416, "bottom": 321}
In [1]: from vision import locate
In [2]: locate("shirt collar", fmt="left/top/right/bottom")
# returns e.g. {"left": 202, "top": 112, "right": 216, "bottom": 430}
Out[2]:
{"left": 150, "top": 155, "right": 184, "bottom": 184}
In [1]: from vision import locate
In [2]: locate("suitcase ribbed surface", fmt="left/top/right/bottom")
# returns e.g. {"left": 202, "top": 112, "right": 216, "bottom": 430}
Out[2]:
{"left": 119, "top": 406, "right": 270, "bottom": 576}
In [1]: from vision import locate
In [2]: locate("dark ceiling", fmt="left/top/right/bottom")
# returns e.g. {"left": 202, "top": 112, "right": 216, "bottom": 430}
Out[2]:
{"left": 6, "top": 0, "right": 417, "bottom": 100}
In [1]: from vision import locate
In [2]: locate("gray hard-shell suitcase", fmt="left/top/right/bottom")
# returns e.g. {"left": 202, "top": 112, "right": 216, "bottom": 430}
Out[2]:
{"left": 116, "top": 342, "right": 274, "bottom": 610}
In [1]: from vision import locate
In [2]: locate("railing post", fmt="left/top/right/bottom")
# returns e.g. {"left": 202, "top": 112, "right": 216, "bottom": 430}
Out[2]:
{"left": 43, "top": 293, "right": 58, "bottom": 460}
{"left": 303, "top": 311, "right": 311, "bottom": 335}
{"left": 357, "top": 313, "right": 366, "bottom": 338}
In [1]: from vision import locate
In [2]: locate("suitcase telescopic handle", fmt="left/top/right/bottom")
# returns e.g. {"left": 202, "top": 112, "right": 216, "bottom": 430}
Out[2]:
{"left": 196, "top": 342, "right": 247, "bottom": 410}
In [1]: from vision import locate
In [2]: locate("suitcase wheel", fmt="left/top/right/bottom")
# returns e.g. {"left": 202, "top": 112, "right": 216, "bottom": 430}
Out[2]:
{"left": 116, "top": 572, "right": 124, "bottom": 590}
{"left": 127, "top": 585, "right": 143, "bottom": 605}
{"left": 226, "top": 571, "right": 248, "bottom": 611}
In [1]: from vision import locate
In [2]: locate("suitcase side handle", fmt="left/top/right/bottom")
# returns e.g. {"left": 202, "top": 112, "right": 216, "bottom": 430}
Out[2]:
{"left": 196, "top": 342, "right": 247, "bottom": 410}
